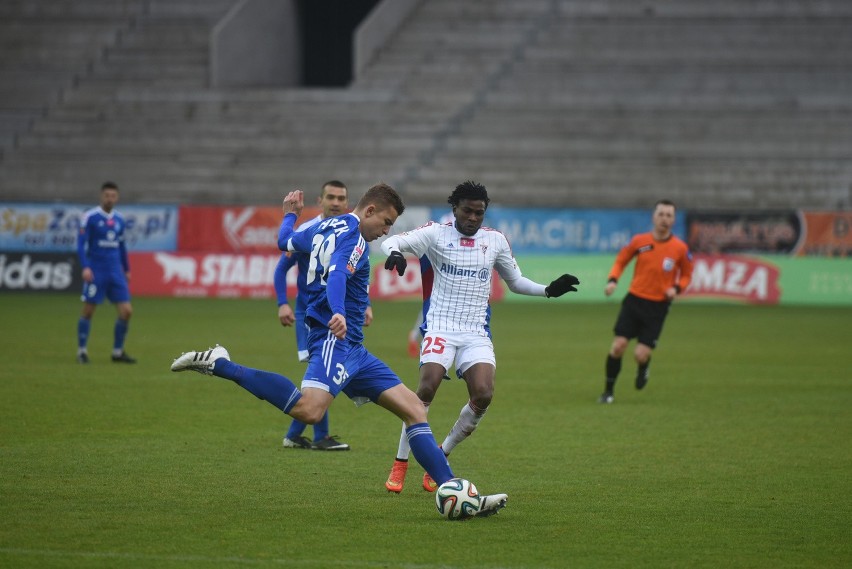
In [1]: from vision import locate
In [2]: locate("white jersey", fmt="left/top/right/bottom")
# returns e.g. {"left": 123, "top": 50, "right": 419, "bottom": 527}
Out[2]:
{"left": 383, "top": 221, "right": 524, "bottom": 336}
{"left": 296, "top": 214, "right": 323, "bottom": 232}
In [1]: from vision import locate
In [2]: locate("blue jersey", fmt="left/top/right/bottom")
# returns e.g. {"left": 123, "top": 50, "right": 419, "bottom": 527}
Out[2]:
{"left": 278, "top": 212, "right": 370, "bottom": 344}
{"left": 77, "top": 207, "right": 129, "bottom": 272}
{"left": 273, "top": 214, "right": 323, "bottom": 313}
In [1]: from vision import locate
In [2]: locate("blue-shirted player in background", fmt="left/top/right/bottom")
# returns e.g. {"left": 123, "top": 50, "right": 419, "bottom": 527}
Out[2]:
{"left": 274, "top": 180, "right": 364, "bottom": 451}
{"left": 76, "top": 181, "right": 136, "bottom": 364}
{"left": 171, "top": 184, "right": 508, "bottom": 516}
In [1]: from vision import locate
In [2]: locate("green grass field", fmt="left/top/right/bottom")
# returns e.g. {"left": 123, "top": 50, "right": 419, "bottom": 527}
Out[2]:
{"left": 1, "top": 293, "right": 849, "bottom": 568}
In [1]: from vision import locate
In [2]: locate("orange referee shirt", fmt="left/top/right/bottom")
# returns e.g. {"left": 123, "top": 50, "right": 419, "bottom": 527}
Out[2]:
{"left": 608, "top": 232, "right": 693, "bottom": 302}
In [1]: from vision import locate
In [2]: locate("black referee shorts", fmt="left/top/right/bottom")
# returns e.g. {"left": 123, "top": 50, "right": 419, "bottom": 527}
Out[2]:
{"left": 613, "top": 293, "right": 671, "bottom": 348}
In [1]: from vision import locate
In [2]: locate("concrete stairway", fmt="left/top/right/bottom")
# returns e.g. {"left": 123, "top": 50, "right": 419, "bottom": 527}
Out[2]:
{"left": 1, "top": 0, "right": 850, "bottom": 210}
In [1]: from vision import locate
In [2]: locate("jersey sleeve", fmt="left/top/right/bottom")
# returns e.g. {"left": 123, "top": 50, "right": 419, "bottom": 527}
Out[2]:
{"left": 608, "top": 236, "right": 639, "bottom": 282}
{"left": 325, "top": 228, "right": 364, "bottom": 316}
{"left": 285, "top": 223, "right": 314, "bottom": 255}
{"left": 382, "top": 222, "right": 436, "bottom": 258}
{"left": 77, "top": 215, "right": 90, "bottom": 269}
{"left": 277, "top": 213, "right": 298, "bottom": 251}
{"left": 493, "top": 232, "right": 523, "bottom": 282}
{"left": 273, "top": 252, "right": 297, "bottom": 306}
{"left": 677, "top": 245, "right": 694, "bottom": 293}
{"left": 118, "top": 240, "right": 129, "bottom": 273}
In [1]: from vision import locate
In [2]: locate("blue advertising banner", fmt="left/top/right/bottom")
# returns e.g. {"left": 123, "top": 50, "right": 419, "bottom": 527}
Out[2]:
{"left": 0, "top": 203, "right": 178, "bottom": 252}
{"left": 429, "top": 207, "right": 686, "bottom": 254}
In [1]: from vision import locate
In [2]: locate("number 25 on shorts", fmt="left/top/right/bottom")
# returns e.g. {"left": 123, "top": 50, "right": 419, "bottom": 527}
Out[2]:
{"left": 422, "top": 336, "right": 446, "bottom": 355}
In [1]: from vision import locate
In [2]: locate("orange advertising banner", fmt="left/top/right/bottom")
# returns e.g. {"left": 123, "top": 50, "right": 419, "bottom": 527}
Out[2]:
{"left": 178, "top": 205, "right": 322, "bottom": 253}
{"left": 796, "top": 212, "right": 852, "bottom": 257}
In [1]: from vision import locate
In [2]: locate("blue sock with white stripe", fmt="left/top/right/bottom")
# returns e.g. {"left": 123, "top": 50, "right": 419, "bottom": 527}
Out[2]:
{"left": 213, "top": 360, "right": 302, "bottom": 414}
{"left": 406, "top": 422, "right": 453, "bottom": 485}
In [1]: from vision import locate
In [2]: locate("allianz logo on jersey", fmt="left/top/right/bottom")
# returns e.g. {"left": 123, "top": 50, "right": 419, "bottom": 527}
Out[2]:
{"left": 439, "top": 263, "right": 490, "bottom": 282}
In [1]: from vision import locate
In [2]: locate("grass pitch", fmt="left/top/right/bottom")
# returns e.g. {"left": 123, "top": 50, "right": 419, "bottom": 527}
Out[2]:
{"left": 0, "top": 294, "right": 849, "bottom": 568}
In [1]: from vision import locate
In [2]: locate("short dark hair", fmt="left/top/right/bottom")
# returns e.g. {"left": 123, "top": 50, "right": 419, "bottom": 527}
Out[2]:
{"left": 101, "top": 181, "right": 119, "bottom": 191}
{"left": 448, "top": 180, "right": 489, "bottom": 208}
{"left": 655, "top": 199, "right": 676, "bottom": 210}
{"left": 321, "top": 180, "right": 347, "bottom": 195}
{"left": 358, "top": 182, "right": 405, "bottom": 216}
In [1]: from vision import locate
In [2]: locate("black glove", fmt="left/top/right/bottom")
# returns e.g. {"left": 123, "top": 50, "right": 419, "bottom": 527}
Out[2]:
{"left": 384, "top": 251, "right": 407, "bottom": 276}
{"left": 545, "top": 273, "right": 580, "bottom": 298}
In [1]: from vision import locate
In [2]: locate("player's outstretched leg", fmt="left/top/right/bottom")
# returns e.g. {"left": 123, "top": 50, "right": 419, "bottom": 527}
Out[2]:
{"left": 171, "top": 345, "right": 230, "bottom": 375}
{"left": 171, "top": 345, "right": 303, "bottom": 414}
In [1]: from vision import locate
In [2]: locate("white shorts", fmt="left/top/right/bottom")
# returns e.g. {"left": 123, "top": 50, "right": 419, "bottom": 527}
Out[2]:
{"left": 419, "top": 331, "right": 496, "bottom": 376}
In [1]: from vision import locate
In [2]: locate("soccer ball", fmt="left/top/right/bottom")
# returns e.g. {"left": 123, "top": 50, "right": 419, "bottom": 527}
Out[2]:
{"left": 435, "top": 478, "right": 481, "bottom": 520}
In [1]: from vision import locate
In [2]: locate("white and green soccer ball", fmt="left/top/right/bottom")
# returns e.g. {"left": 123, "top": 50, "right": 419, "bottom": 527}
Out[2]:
{"left": 435, "top": 478, "right": 480, "bottom": 520}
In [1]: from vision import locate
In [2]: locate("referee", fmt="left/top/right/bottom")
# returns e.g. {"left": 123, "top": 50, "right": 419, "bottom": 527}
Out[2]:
{"left": 600, "top": 200, "right": 693, "bottom": 404}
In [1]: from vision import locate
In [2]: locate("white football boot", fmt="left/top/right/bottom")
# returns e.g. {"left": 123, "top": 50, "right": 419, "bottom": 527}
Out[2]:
{"left": 170, "top": 344, "right": 230, "bottom": 375}
{"left": 476, "top": 493, "right": 508, "bottom": 517}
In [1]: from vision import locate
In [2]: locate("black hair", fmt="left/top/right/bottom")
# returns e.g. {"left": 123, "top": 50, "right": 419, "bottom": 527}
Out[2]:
{"left": 320, "top": 180, "right": 348, "bottom": 200}
{"left": 448, "top": 180, "right": 489, "bottom": 208}
{"left": 655, "top": 199, "right": 676, "bottom": 211}
{"left": 101, "top": 181, "right": 119, "bottom": 191}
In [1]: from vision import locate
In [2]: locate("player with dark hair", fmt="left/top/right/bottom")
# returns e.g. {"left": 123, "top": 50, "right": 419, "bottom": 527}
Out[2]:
{"left": 76, "top": 181, "right": 136, "bottom": 364}
{"left": 171, "top": 184, "right": 509, "bottom": 517}
{"left": 599, "top": 199, "right": 694, "bottom": 404}
{"left": 274, "top": 180, "right": 357, "bottom": 451}
{"left": 381, "top": 180, "right": 580, "bottom": 493}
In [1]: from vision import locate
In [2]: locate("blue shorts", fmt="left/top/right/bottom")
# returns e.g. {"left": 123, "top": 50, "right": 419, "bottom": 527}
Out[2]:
{"left": 81, "top": 267, "right": 130, "bottom": 304}
{"left": 303, "top": 322, "right": 402, "bottom": 404}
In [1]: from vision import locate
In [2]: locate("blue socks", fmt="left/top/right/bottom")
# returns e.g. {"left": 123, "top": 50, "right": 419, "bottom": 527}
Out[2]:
{"left": 77, "top": 318, "right": 90, "bottom": 350}
{"left": 286, "top": 420, "right": 307, "bottom": 439}
{"left": 313, "top": 412, "right": 329, "bottom": 441}
{"left": 407, "top": 422, "right": 454, "bottom": 485}
{"left": 286, "top": 412, "right": 329, "bottom": 442}
{"left": 113, "top": 318, "right": 129, "bottom": 351}
{"left": 212, "top": 359, "right": 302, "bottom": 413}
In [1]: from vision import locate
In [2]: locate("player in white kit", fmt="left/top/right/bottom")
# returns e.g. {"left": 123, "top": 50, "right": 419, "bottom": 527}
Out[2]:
{"left": 381, "top": 181, "right": 581, "bottom": 493}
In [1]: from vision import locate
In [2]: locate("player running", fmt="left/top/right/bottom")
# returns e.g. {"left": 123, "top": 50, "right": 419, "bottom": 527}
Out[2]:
{"left": 381, "top": 180, "right": 580, "bottom": 493}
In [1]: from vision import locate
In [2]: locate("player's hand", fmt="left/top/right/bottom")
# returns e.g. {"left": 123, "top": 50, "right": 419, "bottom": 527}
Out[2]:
{"left": 82, "top": 268, "right": 94, "bottom": 282}
{"left": 328, "top": 313, "right": 347, "bottom": 339}
{"left": 363, "top": 305, "right": 373, "bottom": 327}
{"left": 605, "top": 281, "right": 617, "bottom": 297}
{"left": 282, "top": 190, "right": 304, "bottom": 217}
{"left": 545, "top": 273, "right": 580, "bottom": 298}
{"left": 384, "top": 251, "right": 407, "bottom": 276}
{"left": 278, "top": 304, "right": 295, "bottom": 326}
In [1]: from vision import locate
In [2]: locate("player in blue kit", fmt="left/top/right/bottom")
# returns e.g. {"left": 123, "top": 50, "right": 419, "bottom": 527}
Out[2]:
{"left": 171, "top": 184, "right": 508, "bottom": 516}
{"left": 76, "top": 181, "right": 136, "bottom": 364}
{"left": 274, "top": 180, "right": 357, "bottom": 451}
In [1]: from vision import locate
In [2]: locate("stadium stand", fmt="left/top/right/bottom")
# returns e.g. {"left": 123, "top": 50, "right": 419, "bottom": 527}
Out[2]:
{"left": 1, "top": 0, "right": 850, "bottom": 209}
